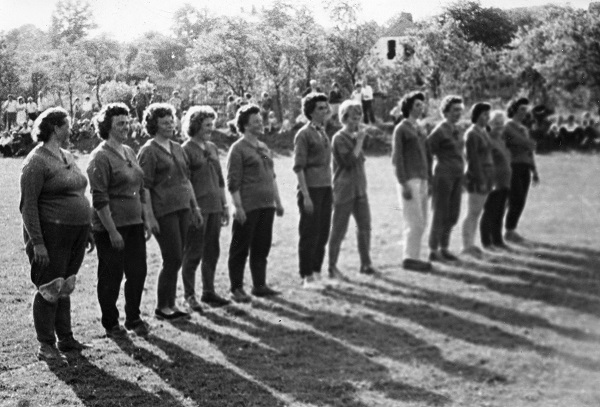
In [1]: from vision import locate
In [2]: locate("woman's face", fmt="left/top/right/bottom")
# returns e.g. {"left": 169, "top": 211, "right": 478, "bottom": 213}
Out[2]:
{"left": 245, "top": 113, "right": 263, "bottom": 135}
{"left": 311, "top": 101, "right": 331, "bottom": 123}
{"left": 513, "top": 104, "right": 529, "bottom": 123}
{"left": 444, "top": 103, "right": 464, "bottom": 124}
{"left": 197, "top": 117, "right": 215, "bottom": 140}
{"left": 410, "top": 99, "right": 425, "bottom": 118}
{"left": 344, "top": 110, "right": 362, "bottom": 130}
{"left": 156, "top": 115, "right": 175, "bottom": 138}
{"left": 54, "top": 118, "right": 71, "bottom": 143}
{"left": 477, "top": 110, "right": 490, "bottom": 127}
{"left": 109, "top": 114, "right": 130, "bottom": 144}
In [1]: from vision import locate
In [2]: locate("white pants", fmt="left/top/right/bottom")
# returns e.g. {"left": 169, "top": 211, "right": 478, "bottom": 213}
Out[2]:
{"left": 400, "top": 178, "right": 428, "bottom": 260}
{"left": 462, "top": 192, "right": 488, "bottom": 249}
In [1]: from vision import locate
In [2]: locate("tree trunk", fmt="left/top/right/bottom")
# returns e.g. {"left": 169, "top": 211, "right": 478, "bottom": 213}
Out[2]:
{"left": 275, "top": 84, "right": 283, "bottom": 123}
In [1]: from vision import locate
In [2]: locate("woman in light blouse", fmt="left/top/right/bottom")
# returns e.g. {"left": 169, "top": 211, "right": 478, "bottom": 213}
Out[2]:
{"left": 138, "top": 103, "right": 202, "bottom": 320}
{"left": 88, "top": 103, "right": 150, "bottom": 337}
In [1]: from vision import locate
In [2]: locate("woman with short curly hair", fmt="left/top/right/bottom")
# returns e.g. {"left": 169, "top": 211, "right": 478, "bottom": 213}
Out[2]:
{"left": 137, "top": 103, "right": 202, "bottom": 320}
{"left": 87, "top": 103, "right": 150, "bottom": 337}
{"left": 20, "top": 107, "right": 93, "bottom": 363}
{"left": 180, "top": 106, "right": 230, "bottom": 311}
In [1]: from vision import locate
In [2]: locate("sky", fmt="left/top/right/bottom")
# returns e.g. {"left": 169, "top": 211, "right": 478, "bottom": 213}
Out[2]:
{"left": 0, "top": 0, "right": 594, "bottom": 39}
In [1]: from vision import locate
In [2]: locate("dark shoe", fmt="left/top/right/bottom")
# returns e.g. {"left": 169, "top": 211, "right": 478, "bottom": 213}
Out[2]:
{"left": 230, "top": 289, "right": 252, "bottom": 303}
{"left": 251, "top": 285, "right": 281, "bottom": 297}
{"left": 505, "top": 230, "right": 524, "bottom": 243}
{"left": 154, "top": 309, "right": 191, "bottom": 321}
{"left": 57, "top": 337, "right": 91, "bottom": 352}
{"left": 37, "top": 343, "right": 68, "bottom": 365}
{"left": 105, "top": 324, "right": 128, "bottom": 338}
{"left": 124, "top": 319, "right": 151, "bottom": 337}
{"left": 360, "top": 265, "right": 378, "bottom": 275}
{"left": 493, "top": 243, "right": 511, "bottom": 251}
{"left": 201, "top": 292, "right": 231, "bottom": 307}
{"left": 329, "top": 266, "right": 349, "bottom": 282}
{"left": 402, "top": 258, "right": 432, "bottom": 272}
{"left": 185, "top": 296, "right": 204, "bottom": 313}
{"left": 440, "top": 249, "right": 459, "bottom": 261}
{"left": 429, "top": 251, "right": 445, "bottom": 262}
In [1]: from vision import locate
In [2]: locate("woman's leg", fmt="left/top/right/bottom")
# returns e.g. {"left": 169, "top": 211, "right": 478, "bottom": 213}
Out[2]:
{"left": 249, "top": 208, "right": 275, "bottom": 289}
{"left": 462, "top": 192, "right": 487, "bottom": 250}
{"left": 122, "top": 224, "right": 148, "bottom": 324}
{"left": 353, "top": 195, "right": 372, "bottom": 267}
{"left": 328, "top": 200, "right": 353, "bottom": 271}
{"left": 505, "top": 164, "right": 531, "bottom": 232}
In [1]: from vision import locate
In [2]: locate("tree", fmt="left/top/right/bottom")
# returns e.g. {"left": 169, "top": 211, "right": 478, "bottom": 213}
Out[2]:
{"left": 288, "top": 6, "right": 327, "bottom": 89}
{"left": 0, "top": 36, "right": 20, "bottom": 98}
{"left": 82, "top": 36, "right": 121, "bottom": 107}
{"left": 50, "top": 0, "right": 97, "bottom": 46}
{"left": 172, "top": 3, "right": 219, "bottom": 47}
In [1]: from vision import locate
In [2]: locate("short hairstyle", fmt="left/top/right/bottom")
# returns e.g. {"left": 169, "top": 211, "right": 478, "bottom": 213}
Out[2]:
{"left": 235, "top": 104, "right": 261, "bottom": 134}
{"left": 143, "top": 103, "right": 175, "bottom": 136}
{"left": 228, "top": 95, "right": 235, "bottom": 102}
{"left": 400, "top": 91, "right": 425, "bottom": 118}
{"left": 338, "top": 100, "right": 363, "bottom": 124}
{"left": 94, "top": 103, "right": 130, "bottom": 140}
{"left": 18, "top": 96, "right": 24, "bottom": 103}
{"left": 506, "top": 97, "right": 529, "bottom": 118}
{"left": 489, "top": 110, "right": 506, "bottom": 127}
{"left": 470, "top": 102, "right": 491, "bottom": 123}
{"left": 440, "top": 95, "right": 463, "bottom": 114}
{"left": 32, "top": 107, "right": 69, "bottom": 143}
{"left": 182, "top": 105, "right": 217, "bottom": 138}
{"left": 245, "top": 93, "right": 252, "bottom": 99}
{"left": 302, "top": 92, "right": 328, "bottom": 120}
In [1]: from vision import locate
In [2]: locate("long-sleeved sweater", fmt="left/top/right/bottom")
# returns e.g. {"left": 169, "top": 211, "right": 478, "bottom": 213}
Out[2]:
{"left": 391, "top": 119, "right": 429, "bottom": 184}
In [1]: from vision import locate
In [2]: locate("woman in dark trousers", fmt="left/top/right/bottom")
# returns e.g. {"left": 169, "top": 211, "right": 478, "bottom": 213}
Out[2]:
{"left": 226, "top": 104, "right": 284, "bottom": 303}
{"left": 503, "top": 98, "right": 540, "bottom": 242}
{"left": 20, "top": 107, "right": 93, "bottom": 363}
{"left": 87, "top": 103, "right": 150, "bottom": 338}
{"left": 181, "top": 106, "right": 230, "bottom": 311}
{"left": 137, "top": 103, "right": 202, "bottom": 320}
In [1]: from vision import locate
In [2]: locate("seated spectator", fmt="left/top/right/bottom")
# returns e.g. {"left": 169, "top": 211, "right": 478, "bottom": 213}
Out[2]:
{"left": 0, "top": 131, "right": 14, "bottom": 157}
{"left": 265, "top": 111, "right": 279, "bottom": 133}
{"left": 559, "top": 114, "right": 583, "bottom": 149}
{"left": 279, "top": 111, "right": 293, "bottom": 134}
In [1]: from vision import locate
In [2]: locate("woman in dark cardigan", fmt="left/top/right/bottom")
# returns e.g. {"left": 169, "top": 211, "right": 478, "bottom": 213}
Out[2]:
{"left": 20, "top": 107, "right": 93, "bottom": 363}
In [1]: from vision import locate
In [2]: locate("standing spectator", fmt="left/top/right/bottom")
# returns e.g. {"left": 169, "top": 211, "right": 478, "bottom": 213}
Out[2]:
{"left": 131, "top": 86, "right": 149, "bottom": 122}
{"left": 16, "top": 97, "right": 27, "bottom": 127}
{"left": 181, "top": 106, "right": 231, "bottom": 310}
{"left": 392, "top": 91, "right": 432, "bottom": 271}
{"left": 480, "top": 111, "right": 512, "bottom": 249}
{"left": 138, "top": 103, "right": 202, "bottom": 320}
{"left": 149, "top": 88, "right": 163, "bottom": 104}
{"left": 20, "top": 107, "right": 93, "bottom": 363}
{"left": 87, "top": 103, "right": 151, "bottom": 338}
{"left": 168, "top": 91, "right": 183, "bottom": 119}
{"left": 3, "top": 95, "right": 18, "bottom": 130}
{"left": 329, "top": 82, "right": 343, "bottom": 121}
{"left": 293, "top": 93, "right": 333, "bottom": 288}
{"left": 72, "top": 97, "right": 82, "bottom": 120}
{"left": 226, "top": 104, "right": 284, "bottom": 302}
{"left": 261, "top": 92, "right": 273, "bottom": 122}
{"left": 37, "top": 91, "right": 46, "bottom": 115}
{"left": 226, "top": 95, "right": 237, "bottom": 121}
{"left": 26, "top": 97, "right": 38, "bottom": 122}
{"left": 302, "top": 79, "right": 322, "bottom": 97}
{"left": 427, "top": 95, "right": 465, "bottom": 262}
{"left": 328, "top": 100, "right": 377, "bottom": 280}
{"left": 461, "top": 103, "right": 494, "bottom": 256}
{"left": 360, "top": 80, "right": 376, "bottom": 124}
{"left": 351, "top": 83, "right": 363, "bottom": 102}
{"left": 81, "top": 96, "right": 94, "bottom": 120}
{"left": 503, "top": 98, "right": 540, "bottom": 242}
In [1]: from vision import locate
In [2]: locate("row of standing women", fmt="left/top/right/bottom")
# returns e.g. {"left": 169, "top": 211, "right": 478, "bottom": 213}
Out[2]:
{"left": 20, "top": 92, "right": 538, "bottom": 364}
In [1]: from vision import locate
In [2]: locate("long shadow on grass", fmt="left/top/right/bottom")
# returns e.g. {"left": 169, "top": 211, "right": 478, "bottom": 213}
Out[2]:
{"left": 172, "top": 306, "right": 451, "bottom": 407}
{"left": 337, "top": 278, "right": 600, "bottom": 372}
{"left": 371, "top": 276, "right": 600, "bottom": 343}
{"left": 112, "top": 335, "right": 285, "bottom": 407}
{"left": 47, "top": 353, "right": 182, "bottom": 407}
{"left": 249, "top": 298, "right": 504, "bottom": 385}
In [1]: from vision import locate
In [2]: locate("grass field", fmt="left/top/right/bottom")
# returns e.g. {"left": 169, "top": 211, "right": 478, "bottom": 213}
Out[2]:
{"left": 1, "top": 151, "right": 599, "bottom": 407}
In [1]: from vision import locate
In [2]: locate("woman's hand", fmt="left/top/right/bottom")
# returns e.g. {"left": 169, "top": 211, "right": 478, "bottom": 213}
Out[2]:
{"left": 191, "top": 207, "right": 204, "bottom": 228}
{"left": 233, "top": 205, "right": 246, "bottom": 225}
{"left": 302, "top": 195, "right": 314, "bottom": 214}
{"left": 532, "top": 172, "right": 540, "bottom": 186}
{"left": 221, "top": 206, "right": 230, "bottom": 226}
{"left": 86, "top": 232, "right": 95, "bottom": 253}
{"left": 147, "top": 216, "right": 160, "bottom": 236}
{"left": 33, "top": 244, "right": 50, "bottom": 267}
{"left": 401, "top": 183, "right": 413, "bottom": 200}
{"left": 276, "top": 202, "right": 284, "bottom": 217}
{"left": 109, "top": 230, "right": 125, "bottom": 250}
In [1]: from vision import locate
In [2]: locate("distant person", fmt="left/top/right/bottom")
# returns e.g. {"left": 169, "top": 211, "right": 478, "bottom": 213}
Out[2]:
{"left": 480, "top": 110, "right": 512, "bottom": 249}
{"left": 149, "top": 88, "right": 163, "bottom": 104}
{"left": 131, "top": 86, "right": 149, "bottom": 122}
{"left": 302, "top": 79, "right": 322, "bottom": 97}
{"left": 26, "top": 97, "right": 38, "bottom": 122}
{"left": 360, "top": 80, "right": 376, "bottom": 124}
{"left": 20, "top": 107, "right": 93, "bottom": 363}
{"left": 461, "top": 102, "right": 494, "bottom": 256}
{"left": 72, "top": 97, "right": 82, "bottom": 120}
{"left": 261, "top": 92, "right": 272, "bottom": 122}
{"left": 81, "top": 96, "right": 94, "bottom": 120}
{"left": 3, "top": 95, "right": 17, "bottom": 130}
{"left": 328, "top": 82, "right": 343, "bottom": 120}
{"left": 181, "top": 106, "right": 231, "bottom": 310}
{"left": 351, "top": 83, "right": 362, "bottom": 102}
{"left": 427, "top": 95, "right": 465, "bottom": 262}
{"left": 168, "top": 91, "right": 183, "bottom": 118}
{"left": 328, "top": 100, "right": 377, "bottom": 280}
{"left": 138, "top": 103, "right": 202, "bottom": 320}
{"left": 87, "top": 103, "right": 150, "bottom": 338}
{"left": 294, "top": 93, "right": 334, "bottom": 289}
{"left": 226, "top": 95, "right": 237, "bottom": 121}
{"left": 392, "top": 91, "right": 432, "bottom": 271}
{"left": 16, "top": 96, "right": 27, "bottom": 127}
{"left": 390, "top": 100, "right": 403, "bottom": 125}
{"left": 503, "top": 98, "right": 539, "bottom": 243}
{"left": 226, "top": 104, "right": 284, "bottom": 302}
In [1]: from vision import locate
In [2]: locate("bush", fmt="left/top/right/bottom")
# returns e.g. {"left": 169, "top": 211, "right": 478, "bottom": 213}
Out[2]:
{"left": 99, "top": 81, "right": 134, "bottom": 108}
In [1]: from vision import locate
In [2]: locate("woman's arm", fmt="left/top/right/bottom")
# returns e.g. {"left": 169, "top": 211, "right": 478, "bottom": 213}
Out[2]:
{"left": 273, "top": 177, "right": 284, "bottom": 217}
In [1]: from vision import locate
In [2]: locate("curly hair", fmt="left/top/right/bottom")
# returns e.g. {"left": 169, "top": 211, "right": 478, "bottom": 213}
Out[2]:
{"left": 302, "top": 92, "right": 328, "bottom": 120}
{"left": 470, "top": 102, "right": 491, "bottom": 124}
{"left": 338, "top": 100, "right": 362, "bottom": 124}
{"left": 236, "top": 104, "right": 261, "bottom": 134}
{"left": 143, "top": 103, "right": 175, "bottom": 136}
{"left": 94, "top": 103, "right": 130, "bottom": 140}
{"left": 400, "top": 91, "right": 425, "bottom": 118}
{"left": 182, "top": 106, "right": 217, "bottom": 138}
{"left": 506, "top": 97, "right": 529, "bottom": 119}
{"left": 31, "top": 107, "right": 69, "bottom": 143}
{"left": 439, "top": 95, "right": 463, "bottom": 115}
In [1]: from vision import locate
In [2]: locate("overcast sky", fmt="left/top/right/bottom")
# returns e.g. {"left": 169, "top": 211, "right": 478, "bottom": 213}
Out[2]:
{"left": 0, "top": 0, "right": 593, "bottom": 39}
